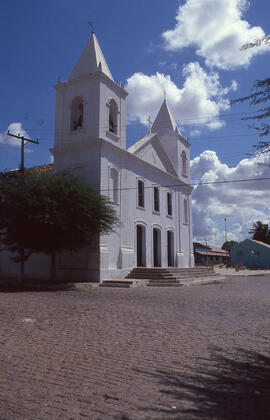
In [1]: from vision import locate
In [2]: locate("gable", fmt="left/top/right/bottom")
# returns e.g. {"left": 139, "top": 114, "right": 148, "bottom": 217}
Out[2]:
{"left": 129, "top": 134, "right": 178, "bottom": 177}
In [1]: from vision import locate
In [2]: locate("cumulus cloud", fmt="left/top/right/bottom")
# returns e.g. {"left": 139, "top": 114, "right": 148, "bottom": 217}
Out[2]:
{"left": 126, "top": 62, "right": 237, "bottom": 129}
{"left": 162, "top": 0, "right": 269, "bottom": 70}
{"left": 191, "top": 150, "right": 270, "bottom": 244}
{"left": 0, "top": 122, "right": 30, "bottom": 147}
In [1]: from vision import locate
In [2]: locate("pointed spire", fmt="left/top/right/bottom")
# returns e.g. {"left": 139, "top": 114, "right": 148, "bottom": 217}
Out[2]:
{"left": 68, "top": 33, "right": 114, "bottom": 82}
{"left": 151, "top": 100, "right": 180, "bottom": 136}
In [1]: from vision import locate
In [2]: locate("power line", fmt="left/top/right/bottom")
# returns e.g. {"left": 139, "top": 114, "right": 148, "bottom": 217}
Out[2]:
{"left": 0, "top": 109, "right": 263, "bottom": 134}
{"left": 0, "top": 129, "right": 261, "bottom": 146}
{"left": 99, "top": 176, "right": 270, "bottom": 194}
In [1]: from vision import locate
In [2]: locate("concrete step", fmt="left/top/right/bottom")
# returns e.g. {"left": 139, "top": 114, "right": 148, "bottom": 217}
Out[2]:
{"left": 147, "top": 282, "right": 182, "bottom": 287}
{"left": 100, "top": 283, "right": 131, "bottom": 288}
{"left": 130, "top": 267, "right": 211, "bottom": 272}
{"left": 127, "top": 272, "right": 217, "bottom": 279}
{"left": 126, "top": 273, "right": 218, "bottom": 280}
{"left": 148, "top": 279, "right": 180, "bottom": 283}
{"left": 130, "top": 271, "right": 215, "bottom": 276}
{"left": 100, "top": 280, "right": 132, "bottom": 288}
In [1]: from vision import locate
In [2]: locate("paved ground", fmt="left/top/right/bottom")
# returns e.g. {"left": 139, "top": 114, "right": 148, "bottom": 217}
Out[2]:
{"left": 214, "top": 266, "right": 270, "bottom": 276}
{"left": 0, "top": 276, "right": 270, "bottom": 419}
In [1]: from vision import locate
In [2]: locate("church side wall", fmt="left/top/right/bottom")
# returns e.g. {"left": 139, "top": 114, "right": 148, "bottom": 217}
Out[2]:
{"left": 99, "top": 143, "right": 193, "bottom": 280}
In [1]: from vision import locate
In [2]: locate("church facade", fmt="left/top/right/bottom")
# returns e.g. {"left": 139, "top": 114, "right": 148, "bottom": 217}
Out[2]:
{"left": 0, "top": 33, "right": 194, "bottom": 283}
{"left": 50, "top": 32, "right": 194, "bottom": 282}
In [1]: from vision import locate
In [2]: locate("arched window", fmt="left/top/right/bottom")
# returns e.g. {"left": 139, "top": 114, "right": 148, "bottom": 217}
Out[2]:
{"left": 110, "top": 167, "right": 119, "bottom": 203}
{"left": 137, "top": 179, "right": 145, "bottom": 208}
{"left": 153, "top": 186, "right": 160, "bottom": 212}
{"left": 181, "top": 151, "right": 187, "bottom": 176}
{"left": 71, "top": 97, "right": 84, "bottom": 131}
{"left": 109, "top": 99, "right": 118, "bottom": 135}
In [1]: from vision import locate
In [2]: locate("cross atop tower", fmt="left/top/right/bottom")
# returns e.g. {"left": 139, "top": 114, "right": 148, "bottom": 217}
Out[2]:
{"left": 163, "top": 88, "right": 167, "bottom": 101}
{"left": 88, "top": 21, "right": 94, "bottom": 33}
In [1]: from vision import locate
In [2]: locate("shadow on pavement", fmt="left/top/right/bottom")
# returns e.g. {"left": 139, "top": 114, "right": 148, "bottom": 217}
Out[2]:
{"left": 0, "top": 281, "right": 76, "bottom": 293}
{"left": 139, "top": 347, "right": 270, "bottom": 419}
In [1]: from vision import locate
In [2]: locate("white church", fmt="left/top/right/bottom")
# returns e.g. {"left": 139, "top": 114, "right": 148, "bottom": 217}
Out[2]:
{"left": 2, "top": 32, "right": 195, "bottom": 283}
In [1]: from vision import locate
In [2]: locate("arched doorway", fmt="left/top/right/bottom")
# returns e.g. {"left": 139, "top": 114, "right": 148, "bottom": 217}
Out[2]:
{"left": 137, "top": 225, "right": 146, "bottom": 267}
{"left": 153, "top": 228, "right": 161, "bottom": 267}
{"left": 167, "top": 230, "right": 174, "bottom": 267}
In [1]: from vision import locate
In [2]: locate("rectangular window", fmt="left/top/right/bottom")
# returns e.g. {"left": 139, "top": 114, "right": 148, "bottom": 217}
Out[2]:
{"left": 167, "top": 192, "right": 172, "bottom": 216}
{"left": 154, "top": 186, "right": 160, "bottom": 212}
{"left": 184, "top": 198, "right": 189, "bottom": 224}
{"left": 138, "top": 180, "right": 144, "bottom": 208}
{"left": 110, "top": 167, "right": 119, "bottom": 204}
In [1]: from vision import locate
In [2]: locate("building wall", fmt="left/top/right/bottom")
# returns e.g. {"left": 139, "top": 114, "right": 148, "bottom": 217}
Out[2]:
{"left": 231, "top": 239, "right": 270, "bottom": 269}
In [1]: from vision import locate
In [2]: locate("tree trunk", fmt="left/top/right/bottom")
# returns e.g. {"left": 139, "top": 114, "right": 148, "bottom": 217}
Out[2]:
{"left": 50, "top": 252, "right": 56, "bottom": 283}
{"left": 18, "top": 248, "right": 25, "bottom": 285}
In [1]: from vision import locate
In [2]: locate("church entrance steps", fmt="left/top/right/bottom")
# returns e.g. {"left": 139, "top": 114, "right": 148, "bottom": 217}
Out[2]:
{"left": 125, "top": 267, "right": 219, "bottom": 281}
{"left": 99, "top": 267, "right": 225, "bottom": 288}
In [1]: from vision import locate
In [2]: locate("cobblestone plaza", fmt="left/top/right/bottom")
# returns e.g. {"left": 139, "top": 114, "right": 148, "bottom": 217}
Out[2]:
{"left": 0, "top": 276, "right": 270, "bottom": 419}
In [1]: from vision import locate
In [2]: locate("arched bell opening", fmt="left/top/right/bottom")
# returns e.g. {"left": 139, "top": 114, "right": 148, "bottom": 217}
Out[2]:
{"left": 109, "top": 99, "right": 118, "bottom": 135}
{"left": 71, "top": 97, "right": 84, "bottom": 131}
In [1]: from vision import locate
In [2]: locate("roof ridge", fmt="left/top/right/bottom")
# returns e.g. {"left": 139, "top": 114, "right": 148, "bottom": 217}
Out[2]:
{"left": 68, "top": 33, "right": 113, "bottom": 82}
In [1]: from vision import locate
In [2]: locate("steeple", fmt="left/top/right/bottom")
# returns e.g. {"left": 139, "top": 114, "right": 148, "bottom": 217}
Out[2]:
{"left": 151, "top": 99, "right": 180, "bottom": 137}
{"left": 68, "top": 32, "right": 114, "bottom": 82}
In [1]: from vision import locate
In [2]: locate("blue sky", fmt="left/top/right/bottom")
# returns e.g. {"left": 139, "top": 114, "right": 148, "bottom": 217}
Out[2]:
{"left": 1, "top": 0, "right": 270, "bottom": 245}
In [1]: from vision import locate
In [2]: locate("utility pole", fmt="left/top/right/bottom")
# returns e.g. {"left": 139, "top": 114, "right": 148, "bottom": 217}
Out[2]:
{"left": 205, "top": 238, "right": 208, "bottom": 267}
{"left": 224, "top": 217, "right": 229, "bottom": 268}
{"left": 7, "top": 131, "right": 39, "bottom": 174}
{"left": 6, "top": 130, "right": 39, "bottom": 284}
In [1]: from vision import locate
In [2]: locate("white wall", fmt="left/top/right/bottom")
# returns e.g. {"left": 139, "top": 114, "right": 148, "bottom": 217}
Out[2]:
{"left": 99, "top": 140, "right": 194, "bottom": 280}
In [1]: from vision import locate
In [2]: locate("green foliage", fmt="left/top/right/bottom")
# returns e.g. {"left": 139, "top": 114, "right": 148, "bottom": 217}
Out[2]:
{"left": 221, "top": 240, "right": 238, "bottom": 252}
{"left": 241, "top": 35, "right": 270, "bottom": 51}
{"left": 0, "top": 170, "right": 118, "bottom": 262}
{"left": 248, "top": 220, "right": 270, "bottom": 245}
{"left": 231, "top": 35, "right": 270, "bottom": 154}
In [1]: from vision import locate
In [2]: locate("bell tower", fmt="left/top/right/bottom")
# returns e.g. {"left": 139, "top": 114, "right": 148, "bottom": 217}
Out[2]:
{"left": 151, "top": 99, "right": 191, "bottom": 183}
{"left": 51, "top": 32, "right": 128, "bottom": 173}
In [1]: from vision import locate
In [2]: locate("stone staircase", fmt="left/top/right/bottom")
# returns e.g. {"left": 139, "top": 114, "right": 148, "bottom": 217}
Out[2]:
{"left": 100, "top": 267, "right": 223, "bottom": 288}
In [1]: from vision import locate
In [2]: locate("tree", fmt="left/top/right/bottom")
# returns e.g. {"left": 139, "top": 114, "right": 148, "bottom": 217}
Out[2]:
{"left": 221, "top": 240, "right": 237, "bottom": 252}
{"left": 0, "top": 170, "right": 119, "bottom": 283}
{"left": 231, "top": 36, "right": 270, "bottom": 154}
{"left": 248, "top": 220, "right": 270, "bottom": 244}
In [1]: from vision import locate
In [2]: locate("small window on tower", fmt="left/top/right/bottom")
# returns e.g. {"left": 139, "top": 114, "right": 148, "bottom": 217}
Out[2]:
{"left": 109, "top": 167, "right": 119, "bottom": 204}
{"left": 184, "top": 198, "right": 189, "bottom": 224}
{"left": 181, "top": 151, "right": 187, "bottom": 176}
{"left": 71, "top": 97, "right": 84, "bottom": 131}
{"left": 109, "top": 99, "right": 118, "bottom": 135}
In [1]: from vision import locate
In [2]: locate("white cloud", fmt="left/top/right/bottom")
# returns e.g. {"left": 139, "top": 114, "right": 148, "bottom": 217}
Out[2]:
{"left": 162, "top": 0, "right": 269, "bottom": 70}
{"left": 190, "top": 129, "right": 201, "bottom": 137}
{"left": 126, "top": 62, "right": 237, "bottom": 129}
{"left": 191, "top": 150, "right": 270, "bottom": 245}
{"left": 0, "top": 122, "right": 30, "bottom": 147}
